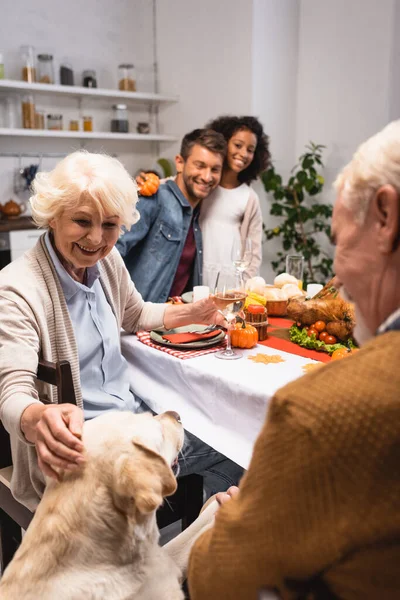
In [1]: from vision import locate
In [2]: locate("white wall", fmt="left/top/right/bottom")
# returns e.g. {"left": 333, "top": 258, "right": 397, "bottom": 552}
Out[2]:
{"left": 156, "top": 0, "right": 253, "bottom": 156}
{"left": 296, "top": 0, "right": 396, "bottom": 193}
{"left": 389, "top": 0, "right": 400, "bottom": 122}
{"left": 252, "top": 0, "right": 300, "bottom": 281}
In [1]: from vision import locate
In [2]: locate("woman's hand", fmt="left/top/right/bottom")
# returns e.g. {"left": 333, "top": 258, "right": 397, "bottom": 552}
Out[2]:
{"left": 164, "top": 296, "right": 226, "bottom": 330}
{"left": 21, "top": 403, "right": 85, "bottom": 480}
{"left": 190, "top": 296, "right": 226, "bottom": 327}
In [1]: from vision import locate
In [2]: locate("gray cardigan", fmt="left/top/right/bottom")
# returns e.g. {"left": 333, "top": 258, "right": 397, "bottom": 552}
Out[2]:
{"left": 0, "top": 235, "right": 165, "bottom": 510}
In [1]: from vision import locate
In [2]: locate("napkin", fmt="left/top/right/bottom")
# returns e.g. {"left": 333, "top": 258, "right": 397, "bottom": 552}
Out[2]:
{"left": 162, "top": 329, "right": 223, "bottom": 344}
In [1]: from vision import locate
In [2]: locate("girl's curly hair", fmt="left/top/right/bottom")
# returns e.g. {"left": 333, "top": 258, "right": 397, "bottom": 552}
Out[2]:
{"left": 205, "top": 115, "right": 271, "bottom": 184}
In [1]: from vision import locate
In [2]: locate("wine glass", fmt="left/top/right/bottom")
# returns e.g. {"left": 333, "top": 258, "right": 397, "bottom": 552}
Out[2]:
{"left": 231, "top": 237, "right": 252, "bottom": 287}
{"left": 213, "top": 268, "right": 246, "bottom": 360}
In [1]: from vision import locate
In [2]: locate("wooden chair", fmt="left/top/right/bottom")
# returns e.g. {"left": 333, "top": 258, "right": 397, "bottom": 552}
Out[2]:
{"left": 0, "top": 359, "right": 203, "bottom": 571}
{"left": 0, "top": 359, "right": 77, "bottom": 571}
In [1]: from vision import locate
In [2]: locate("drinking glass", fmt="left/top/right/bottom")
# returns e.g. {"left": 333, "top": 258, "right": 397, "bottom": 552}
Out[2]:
{"left": 213, "top": 268, "right": 246, "bottom": 360}
{"left": 285, "top": 254, "right": 304, "bottom": 289}
{"left": 231, "top": 236, "right": 252, "bottom": 287}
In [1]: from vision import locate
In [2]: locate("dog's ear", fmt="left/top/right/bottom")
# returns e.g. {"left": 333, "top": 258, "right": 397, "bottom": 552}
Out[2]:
{"left": 113, "top": 440, "right": 177, "bottom": 514}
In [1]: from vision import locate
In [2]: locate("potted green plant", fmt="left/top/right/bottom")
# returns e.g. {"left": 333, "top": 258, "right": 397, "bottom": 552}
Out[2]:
{"left": 262, "top": 143, "right": 334, "bottom": 287}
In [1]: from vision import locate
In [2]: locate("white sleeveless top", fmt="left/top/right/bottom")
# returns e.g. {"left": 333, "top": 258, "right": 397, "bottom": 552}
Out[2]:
{"left": 199, "top": 184, "right": 250, "bottom": 288}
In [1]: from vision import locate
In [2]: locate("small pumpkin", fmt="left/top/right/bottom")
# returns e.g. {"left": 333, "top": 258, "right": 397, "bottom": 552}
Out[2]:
{"left": 230, "top": 321, "right": 258, "bottom": 349}
{"left": 137, "top": 172, "right": 160, "bottom": 196}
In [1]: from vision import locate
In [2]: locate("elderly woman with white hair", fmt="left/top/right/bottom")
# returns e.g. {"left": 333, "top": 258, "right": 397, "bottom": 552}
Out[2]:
{"left": 0, "top": 151, "right": 242, "bottom": 512}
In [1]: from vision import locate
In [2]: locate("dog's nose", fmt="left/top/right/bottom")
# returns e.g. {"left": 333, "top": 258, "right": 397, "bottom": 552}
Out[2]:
{"left": 165, "top": 410, "right": 182, "bottom": 424}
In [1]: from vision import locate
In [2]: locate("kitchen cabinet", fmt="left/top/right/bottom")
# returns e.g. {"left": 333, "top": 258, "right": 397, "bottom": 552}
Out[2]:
{"left": 9, "top": 228, "right": 44, "bottom": 261}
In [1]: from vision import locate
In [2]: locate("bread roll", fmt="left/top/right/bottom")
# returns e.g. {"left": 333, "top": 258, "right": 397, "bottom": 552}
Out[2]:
{"left": 245, "top": 276, "right": 266, "bottom": 295}
{"left": 282, "top": 283, "right": 303, "bottom": 299}
{"left": 263, "top": 287, "right": 285, "bottom": 301}
{"left": 274, "top": 272, "right": 299, "bottom": 288}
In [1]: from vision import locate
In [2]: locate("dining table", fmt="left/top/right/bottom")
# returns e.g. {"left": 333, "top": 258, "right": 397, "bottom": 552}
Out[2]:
{"left": 121, "top": 317, "right": 331, "bottom": 470}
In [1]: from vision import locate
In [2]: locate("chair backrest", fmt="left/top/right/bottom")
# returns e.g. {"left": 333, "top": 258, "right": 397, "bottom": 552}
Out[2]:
{"left": 37, "top": 359, "right": 76, "bottom": 406}
{"left": 0, "top": 359, "right": 76, "bottom": 469}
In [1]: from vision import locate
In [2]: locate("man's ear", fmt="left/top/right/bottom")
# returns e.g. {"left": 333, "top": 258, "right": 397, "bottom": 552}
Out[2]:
{"left": 175, "top": 154, "right": 184, "bottom": 174}
{"left": 372, "top": 184, "right": 400, "bottom": 253}
{"left": 113, "top": 441, "right": 177, "bottom": 515}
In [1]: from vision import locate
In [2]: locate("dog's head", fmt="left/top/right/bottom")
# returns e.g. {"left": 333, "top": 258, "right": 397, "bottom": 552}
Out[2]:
{"left": 82, "top": 411, "right": 184, "bottom": 516}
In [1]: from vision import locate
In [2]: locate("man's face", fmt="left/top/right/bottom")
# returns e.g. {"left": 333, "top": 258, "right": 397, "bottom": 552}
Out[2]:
{"left": 331, "top": 193, "right": 379, "bottom": 343}
{"left": 175, "top": 144, "right": 223, "bottom": 205}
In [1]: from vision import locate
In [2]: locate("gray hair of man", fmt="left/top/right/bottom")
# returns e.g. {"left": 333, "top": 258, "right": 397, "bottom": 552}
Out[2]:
{"left": 334, "top": 120, "right": 400, "bottom": 224}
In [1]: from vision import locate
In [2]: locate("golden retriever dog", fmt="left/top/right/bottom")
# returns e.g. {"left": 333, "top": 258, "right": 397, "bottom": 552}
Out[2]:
{"left": 0, "top": 411, "right": 218, "bottom": 600}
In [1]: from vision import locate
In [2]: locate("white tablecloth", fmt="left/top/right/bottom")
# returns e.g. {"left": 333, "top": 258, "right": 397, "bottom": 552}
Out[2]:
{"left": 121, "top": 334, "right": 319, "bottom": 469}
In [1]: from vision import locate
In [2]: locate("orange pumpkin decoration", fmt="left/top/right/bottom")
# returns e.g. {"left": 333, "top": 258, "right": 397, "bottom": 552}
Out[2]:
{"left": 231, "top": 321, "right": 258, "bottom": 349}
{"left": 137, "top": 172, "right": 160, "bottom": 196}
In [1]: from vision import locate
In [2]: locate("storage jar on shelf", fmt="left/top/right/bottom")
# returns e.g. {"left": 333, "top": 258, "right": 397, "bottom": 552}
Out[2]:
{"left": 118, "top": 64, "right": 136, "bottom": 91}
{"left": 47, "top": 114, "right": 63, "bottom": 130}
{"left": 83, "top": 116, "right": 93, "bottom": 132}
{"left": 60, "top": 63, "right": 74, "bottom": 86}
{"left": 37, "top": 54, "right": 54, "bottom": 84}
{"left": 21, "top": 94, "right": 36, "bottom": 129}
{"left": 82, "top": 70, "right": 97, "bottom": 88}
{"left": 20, "top": 45, "right": 36, "bottom": 83}
{"left": 35, "top": 110, "right": 45, "bottom": 129}
{"left": 111, "top": 104, "right": 129, "bottom": 133}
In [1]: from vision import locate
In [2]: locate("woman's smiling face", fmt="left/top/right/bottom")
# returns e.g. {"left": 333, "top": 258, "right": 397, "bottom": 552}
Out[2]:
{"left": 226, "top": 128, "right": 257, "bottom": 174}
{"left": 49, "top": 203, "right": 121, "bottom": 274}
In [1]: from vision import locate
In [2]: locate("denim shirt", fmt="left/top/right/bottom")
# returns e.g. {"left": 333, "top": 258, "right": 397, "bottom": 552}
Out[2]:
{"left": 116, "top": 180, "right": 203, "bottom": 302}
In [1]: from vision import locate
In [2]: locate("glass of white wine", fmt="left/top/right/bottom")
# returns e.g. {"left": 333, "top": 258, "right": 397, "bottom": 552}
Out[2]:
{"left": 213, "top": 268, "right": 246, "bottom": 360}
{"left": 231, "top": 236, "right": 252, "bottom": 288}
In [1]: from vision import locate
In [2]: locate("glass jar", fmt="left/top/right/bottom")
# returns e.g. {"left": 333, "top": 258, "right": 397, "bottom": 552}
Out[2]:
{"left": 60, "top": 63, "right": 74, "bottom": 86}
{"left": 118, "top": 64, "right": 136, "bottom": 91}
{"left": 20, "top": 45, "right": 36, "bottom": 83}
{"left": 137, "top": 122, "right": 150, "bottom": 134}
{"left": 37, "top": 54, "right": 54, "bottom": 84}
{"left": 69, "top": 119, "right": 79, "bottom": 131}
{"left": 83, "top": 116, "right": 93, "bottom": 132}
{"left": 3, "top": 97, "right": 19, "bottom": 128}
{"left": 21, "top": 94, "right": 36, "bottom": 129}
{"left": 47, "top": 114, "right": 63, "bottom": 130}
{"left": 111, "top": 104, "right": 129, "bottom": 133}
{"left": 35, "top": 110, "right": 45, "bottom": 129}
{"left": 244, "top": 304, "right": 268, "bottom": 342}
{"left": 82, "top": 70, "right": 97, "bottom": 88}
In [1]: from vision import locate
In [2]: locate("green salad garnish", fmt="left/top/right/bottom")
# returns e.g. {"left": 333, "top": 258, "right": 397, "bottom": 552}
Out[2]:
{"left": 289, "top": 325, "right": 355, "bottom": 356}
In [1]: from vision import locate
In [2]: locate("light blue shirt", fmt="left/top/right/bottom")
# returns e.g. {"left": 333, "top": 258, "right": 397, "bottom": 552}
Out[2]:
{"left": 45, "top": 232, "right": 140, "bottom": 419}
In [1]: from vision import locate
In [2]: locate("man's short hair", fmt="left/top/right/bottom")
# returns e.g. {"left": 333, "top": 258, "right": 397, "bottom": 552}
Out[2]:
{"left": 180, "top": 128, "right": 227, "bottom": 161}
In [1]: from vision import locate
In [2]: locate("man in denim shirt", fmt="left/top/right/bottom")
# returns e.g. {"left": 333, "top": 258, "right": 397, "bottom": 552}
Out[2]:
{"left": 117, "top": 129, "right": 226, "bottom": 302}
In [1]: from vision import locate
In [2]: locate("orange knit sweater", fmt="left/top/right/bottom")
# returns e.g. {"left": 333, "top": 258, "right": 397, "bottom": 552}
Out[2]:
{"left": 188, "top": 331, "right": 400, "bottom": 600}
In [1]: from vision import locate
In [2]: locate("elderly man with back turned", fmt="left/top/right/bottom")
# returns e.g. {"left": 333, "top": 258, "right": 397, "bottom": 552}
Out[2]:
{"left": 188, "top": 121, "right": 400, "bottom": 600}
{"left": 117, "top": 128, "right": 226, "bottom": 302}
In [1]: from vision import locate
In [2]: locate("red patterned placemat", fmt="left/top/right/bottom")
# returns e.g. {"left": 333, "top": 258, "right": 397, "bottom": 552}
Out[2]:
{"left": 136, "top": 330, "right": 226, "bottom": 360}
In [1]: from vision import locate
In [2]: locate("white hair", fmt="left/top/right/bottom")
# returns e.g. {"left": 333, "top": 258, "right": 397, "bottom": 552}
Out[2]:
{"left": 30, "top": 151, "right": 140, "bottom": 230}
{"left": 334, "top": 120, "right": 400, "bottom": 223}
